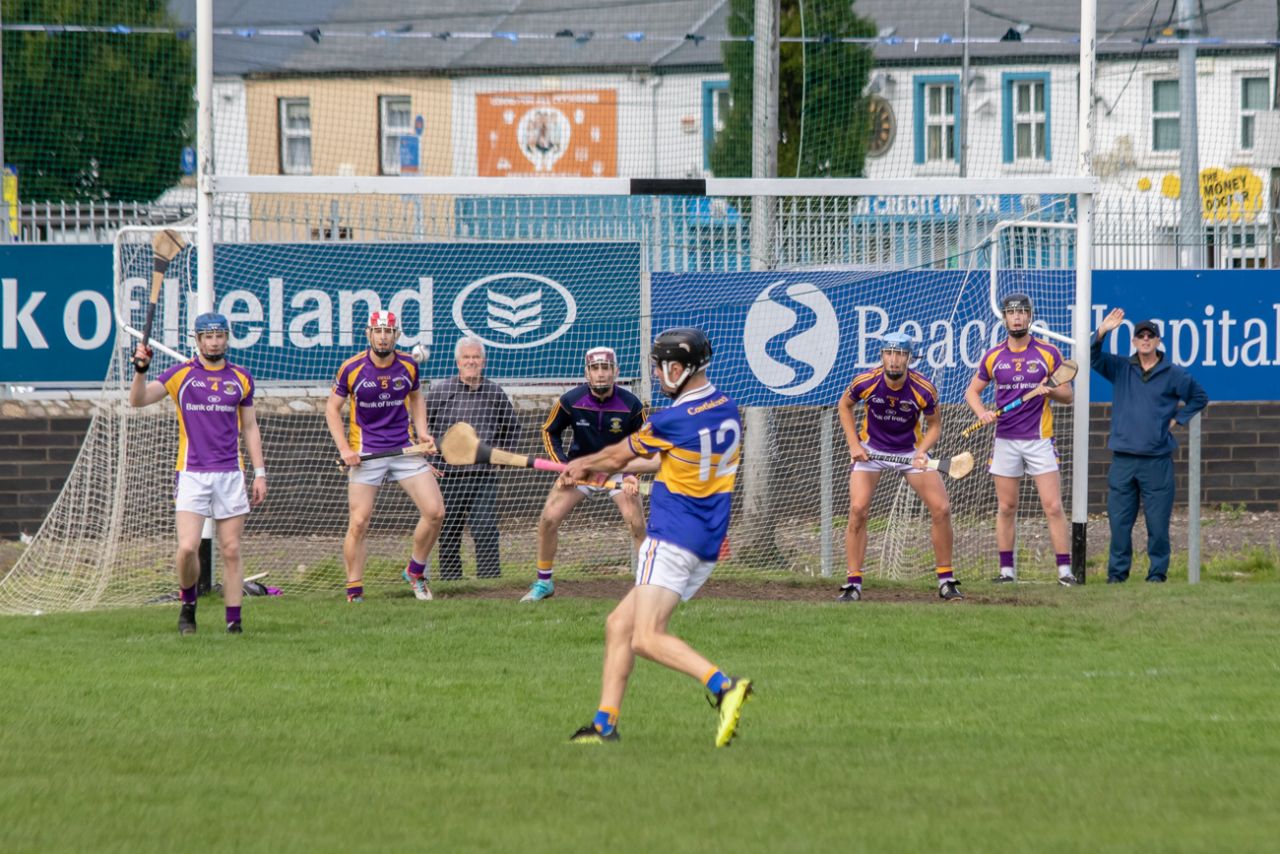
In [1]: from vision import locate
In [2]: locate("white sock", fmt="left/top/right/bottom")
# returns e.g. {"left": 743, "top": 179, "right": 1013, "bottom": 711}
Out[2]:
{"left": 1057, "top": 565, "right": 1073, "bottom": 578}
{"left": 1000, "top": 568, "right": 1015, "bottom": 578}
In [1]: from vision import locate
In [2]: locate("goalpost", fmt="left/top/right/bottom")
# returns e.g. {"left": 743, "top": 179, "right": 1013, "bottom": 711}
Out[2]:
{"left": 0, "top": 1, "right": 1099, "bottom": 614}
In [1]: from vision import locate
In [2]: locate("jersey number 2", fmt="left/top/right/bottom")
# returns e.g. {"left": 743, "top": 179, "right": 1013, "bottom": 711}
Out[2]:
{"left": 697, "top": 419, "right": 741, "bottom": 481}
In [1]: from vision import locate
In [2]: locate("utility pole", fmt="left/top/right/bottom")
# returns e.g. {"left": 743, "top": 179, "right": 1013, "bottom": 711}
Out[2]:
{"left": 1176, "top": 0, "right": 1204, "bottom": 268}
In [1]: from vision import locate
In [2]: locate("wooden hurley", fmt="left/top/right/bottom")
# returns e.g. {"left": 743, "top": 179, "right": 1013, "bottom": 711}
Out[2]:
{"left": 865, "top": 450, "right": 976, "bottom": 480}
{"left": 960, "top": 359, "right": 1078, "bottom": 438}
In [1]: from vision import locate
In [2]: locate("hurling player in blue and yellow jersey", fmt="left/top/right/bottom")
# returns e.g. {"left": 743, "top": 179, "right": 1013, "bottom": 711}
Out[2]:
{"left": 964, "top": 293, "right": 1076, "bottom": 586}
{"left": 130, "top": 312, "right": 267, "bottom": 636}
{"left": 838, "top": 333, "right": 959, "bottom": 602}
{"left": 561, "top": 328, "right": 753, "bottom": 748}
{"left": 325, "top": 311, "right": 444, "bottom": 603}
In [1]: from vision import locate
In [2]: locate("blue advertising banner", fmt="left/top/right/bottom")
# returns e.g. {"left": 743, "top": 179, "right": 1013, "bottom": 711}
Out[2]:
{"left": 2, "top": 242, "right": 640, "bottom": 385}
{"left": 652, "top": 269, "right": 1280, "bottom": 405}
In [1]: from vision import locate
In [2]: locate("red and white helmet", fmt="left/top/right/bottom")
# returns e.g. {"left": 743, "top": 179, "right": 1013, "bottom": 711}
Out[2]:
{"left": 585, "top": 346, "right": 617, "bottom": 368}
{"left": 368, "top": 311, "right": 399, "bottom": 331}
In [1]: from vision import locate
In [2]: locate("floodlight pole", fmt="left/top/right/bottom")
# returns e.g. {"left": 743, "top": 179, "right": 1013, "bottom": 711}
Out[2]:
{"left": 1070, "top": 0, "right": 1097, "bottom": 583}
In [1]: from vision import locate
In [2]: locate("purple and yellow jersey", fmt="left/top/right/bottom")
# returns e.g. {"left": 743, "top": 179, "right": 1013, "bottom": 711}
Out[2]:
{"left": 627, "top": 385, "right": 740, "bottom": 562}
{"left": 333, "top": 350, "right": 420, "bottom": 454}
{"left": 156, "top": 358, "right": 255, "bottom": 472}
{"left": 843, "top": 368, "right": 938, "bottom": 454}
{"left": 976, "top": 339, "right": 1066, "bottom": 440}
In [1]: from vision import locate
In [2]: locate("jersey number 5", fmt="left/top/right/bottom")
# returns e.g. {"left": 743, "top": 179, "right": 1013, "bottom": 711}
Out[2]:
{"left": 697, "top": 419, "right": 741, "bottom": 481}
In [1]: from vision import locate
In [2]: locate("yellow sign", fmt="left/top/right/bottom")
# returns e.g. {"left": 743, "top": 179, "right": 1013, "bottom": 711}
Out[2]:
{"left": 1157, "top": 166, "right": 1264, "bottom": 223}
{"left": 2, "top": 167, "right": 17, "bottom": 237}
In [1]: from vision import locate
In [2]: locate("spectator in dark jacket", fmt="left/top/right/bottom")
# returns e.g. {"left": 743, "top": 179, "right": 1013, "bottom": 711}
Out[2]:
{"left": 426, "top": 337, "right": 522, "bottom": 579}
{"left": 1092, "top": 308, "right": 1209, "bottom": 583}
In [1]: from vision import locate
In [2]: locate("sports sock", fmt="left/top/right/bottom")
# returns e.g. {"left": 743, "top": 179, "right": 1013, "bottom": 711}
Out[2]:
{"left": 846, "top": 571, "right": 863, "bottom": 589}
{"left": 703, "top": 668, "right": 729, "bottom": 696}
{"left": 179, "top": 585, "right": 197, "bottom": 604}
{"left": 935, "top": 566, "right": 954, "bottom": 586}
{"left": 345, "top": 581, "right": 363, "bottom": 600}
{"left": 1056, "top": 554, "right": 1073, "bottom": 577}
{"left": 593, "top": 706, "right": 619, "bottom": 735}
{"left": 406, "top": 556, "right": 428, "bottom": 580}
{"left": 537, "top": 559, "right": 553, "bottom": 582}
{"left": 999, "top": 550, "right": 1015, "bottom": 577}
{"left": 226, "top": 605, "right": 241, "bottom": 624}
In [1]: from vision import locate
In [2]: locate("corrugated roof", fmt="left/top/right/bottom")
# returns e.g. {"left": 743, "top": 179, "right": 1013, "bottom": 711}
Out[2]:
{"left": 168, "top": 0, "right": 1277, "bottom": 75}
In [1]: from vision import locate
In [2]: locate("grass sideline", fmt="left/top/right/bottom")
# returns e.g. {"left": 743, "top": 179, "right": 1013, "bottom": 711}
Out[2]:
{"left": 2, "top": 584, "right": 1279, "bottom": 853}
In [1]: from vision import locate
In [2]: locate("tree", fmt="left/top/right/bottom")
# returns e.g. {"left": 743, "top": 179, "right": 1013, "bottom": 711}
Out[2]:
{"left": 710, "top": 0, "right": 876, "bottom": 178}
{"left": 3, "top": 1, "right": 194, "bottom": 201}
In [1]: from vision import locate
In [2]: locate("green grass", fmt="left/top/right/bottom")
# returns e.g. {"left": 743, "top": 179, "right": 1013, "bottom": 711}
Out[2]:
{"left": 3, "top": 585, "right": 1280, "bottom": 853}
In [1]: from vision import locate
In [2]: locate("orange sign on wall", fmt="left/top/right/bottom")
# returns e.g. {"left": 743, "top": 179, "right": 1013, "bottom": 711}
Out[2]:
{"left": 476, "top": 90, "right": 617, "bottom": 177}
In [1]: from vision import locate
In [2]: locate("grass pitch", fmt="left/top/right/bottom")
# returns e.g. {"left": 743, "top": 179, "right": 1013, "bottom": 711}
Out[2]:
{"left": 2, "top": 581, "right": 1278, "bottom": 853}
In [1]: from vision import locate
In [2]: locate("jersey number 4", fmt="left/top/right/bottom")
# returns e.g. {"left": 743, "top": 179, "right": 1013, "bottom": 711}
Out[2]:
{"left": 697, "top": 419, "right": 741, "bottom": 482}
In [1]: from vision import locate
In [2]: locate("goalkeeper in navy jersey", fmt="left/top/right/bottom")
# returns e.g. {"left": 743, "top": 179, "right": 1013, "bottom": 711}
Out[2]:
{"left": 520, "top": 347, "right": 648, "bottom": 602}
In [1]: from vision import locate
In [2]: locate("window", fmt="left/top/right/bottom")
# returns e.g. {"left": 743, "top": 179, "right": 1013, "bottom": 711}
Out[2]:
{"left": 279, "top": 98, "right": 312, "bottom": 174}
{"left": 1240, "top": 77, "right": 1269, "bottom": 150}
{"left": 913, "top": 76, "right": 960, "bottom": 165}
{"left": 1002, "top": 73, "right": 1050, "bottom": 162}
{"left": 702, "top": 80, "right": 731, "bottom": 170}
{"left": 380, "top": 96, "right": 414, "bottom": 175}
{"left": 1151, "top": 80, "right": 1179, "bottom": 152}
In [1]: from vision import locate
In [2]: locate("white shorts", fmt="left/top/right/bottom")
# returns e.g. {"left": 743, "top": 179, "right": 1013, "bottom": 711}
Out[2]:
{"left": 851, "top": 445, "right": 930, "bottom": 476}
{"left": 348, "top": 454, "right": 431, "bottom": 487}
{"left": 576, "top": 484, "right": 622, "bottom": 499}
{"left": 635, "top": 537, "right": 716, "bottom": 601}
{"left": 174, "top": 470, "right": 250, "bottom": 520}
{"left": 989, "top": 438, "right": 1059, "bottom": 477}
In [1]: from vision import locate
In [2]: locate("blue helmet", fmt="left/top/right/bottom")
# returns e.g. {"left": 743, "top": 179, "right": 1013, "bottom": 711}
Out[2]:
{"left": 193, "top": 312, "right": 229, "bottom": 335}
{"left": 879, "top": 332, "right": 916, "bottom": 356}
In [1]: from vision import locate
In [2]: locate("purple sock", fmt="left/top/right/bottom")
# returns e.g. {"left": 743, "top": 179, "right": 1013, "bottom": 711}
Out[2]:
{"left": 537, "top": 570, "right": 553, "bottom": 581}
{"left": 1055, "top": 553, "right": 1071, "bottom": 568}
{"left": 999, "top": 551, "right": 1014, "bottom": 570}
{"left": 406, "top": 557, "right": 427, "bottom": 579}
{"left": 180, "top": 585, "right": 197, "bottom": 604}
{"left": 226, "top": 605, "right": 241, "bottom": 624}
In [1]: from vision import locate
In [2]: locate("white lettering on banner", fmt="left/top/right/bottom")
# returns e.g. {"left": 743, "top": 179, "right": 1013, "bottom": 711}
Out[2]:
{"left": 2, "top": 278, "right": 48, "bottom": 349}
{"left": 219, "top": 289, "right": 264, "bottom": 349}
{"left": 63, "top": 290, "right": 110, "bottom": 349}
{"left": 388, "top": 278, "right": 433, "bottom": 349}
{"left": 289, "top": 289, "right": 333, "bottom": 349}
{"left": 854, "top": 306, "right": 889, "bottom": 364}
{"left": 1092, "top": 302, "right": 1277, "bottom": 368}
{"left": 338, "top": 289, "right": 381, "bottom": 347}
{"left": 927, "top": 319, "right": 956, "bottom": 367}
{"left": 269, "top": 278, "right": 284, "bottom": 347}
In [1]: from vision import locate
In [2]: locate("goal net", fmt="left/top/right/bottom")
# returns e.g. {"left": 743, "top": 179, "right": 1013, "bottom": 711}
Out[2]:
{"left": 1, "top": 184, "right": 1081, "bottom": 613}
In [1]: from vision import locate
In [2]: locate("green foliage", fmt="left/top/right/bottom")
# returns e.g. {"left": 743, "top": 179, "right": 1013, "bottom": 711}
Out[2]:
{"left": 3, "top": 0, "right": 194, "bottom": 201}
{"left": 3, "top": 588, "right": 1280, "bottom": 850}
{"left": 711, "top": 0, "right": 876, "bottom": 177}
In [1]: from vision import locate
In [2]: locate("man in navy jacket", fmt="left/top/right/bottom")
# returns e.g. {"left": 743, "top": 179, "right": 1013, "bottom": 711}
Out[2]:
{"left": 1092, "top": 308, "right": 1209, "bottom": 583}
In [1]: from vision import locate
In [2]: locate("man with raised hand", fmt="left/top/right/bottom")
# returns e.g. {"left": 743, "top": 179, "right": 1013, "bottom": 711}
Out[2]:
{"left": 326, "top": 311, "right": 444, "bottom": 603}
{"left": 839, "top": 332, "right": 958, "bottom": 602}
{"left": 1091, "top": 309, "right": 1208, "bottom": 583}
{"left": 130, "top": 312, "right": 267, "bottom": 635}
{"left": 562, "top": 328, "right": 752, "bottom": 748}
{"left": 521, "top": 346, "right": 648, "bottom": 602}
{"left": 965, "top": 293, "right": 1077, "bottom": 586}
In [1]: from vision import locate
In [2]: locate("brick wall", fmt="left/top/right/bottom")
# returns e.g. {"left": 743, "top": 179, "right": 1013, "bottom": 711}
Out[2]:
{"left": 3, "top": 401, "right": 1277, "bottom": 540}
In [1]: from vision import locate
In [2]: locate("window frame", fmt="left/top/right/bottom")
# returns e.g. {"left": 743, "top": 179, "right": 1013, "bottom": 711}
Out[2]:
{"left": 1001, "top": 72, "right": 1051, "bottom": 163}
{"left": 379, "top": 95, "right": 414, "bottom": 176}
{"left": 1150, "top": 79, "right": 1180, "bottom": 153}
{"left": 1238, "top": 75, "right": 1270, "bottom": 152}
{"left": 702, "top": 79, "right": 731, "bottom": 170}
{"left": 278, "top": 97, "right": 313, "bottom": 175}
{"left": 913, "top": 75, "right": 961, "bottom": 166}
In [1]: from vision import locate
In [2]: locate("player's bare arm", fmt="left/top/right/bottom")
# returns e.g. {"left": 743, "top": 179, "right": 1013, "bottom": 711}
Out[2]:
{"left": 323, "top": 391, "right": 362, "bottom": 468}
{"left": 561, "top": 436, "right": 639, "bottom": 485}
{"left": 407, "top": 389, "right": 437, "bottom": 454}
{"left": 965, "top": 374, "right": 997, "bottom": 424}
{"left": 914, "top": 411, "right": 943, "bottom": 468}
{"left": 836, "top": 388, "right": 869, "bottom": 462}
{"left": 128, "top": 344, "right": 168, "bottom": 408}
{"left": 241, "top": 406, "right": 268, "bottom": 506}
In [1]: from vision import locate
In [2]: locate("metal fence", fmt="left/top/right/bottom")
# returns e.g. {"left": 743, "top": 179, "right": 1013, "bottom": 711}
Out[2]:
{"left": 9, "top": 193, "right": 1277, "bottom": 270}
